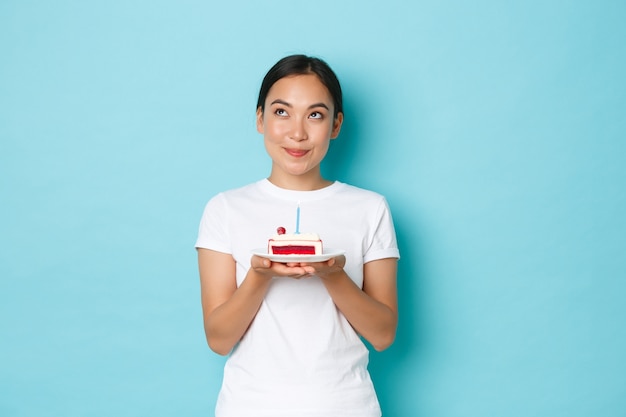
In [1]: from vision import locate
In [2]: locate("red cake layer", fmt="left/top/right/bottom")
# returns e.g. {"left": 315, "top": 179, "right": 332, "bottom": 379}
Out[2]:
{"left": 270, "top": 245, "right": 317, "bottom": 255}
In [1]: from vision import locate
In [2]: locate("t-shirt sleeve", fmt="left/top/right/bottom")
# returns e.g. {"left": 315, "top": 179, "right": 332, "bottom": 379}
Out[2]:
{"left": 363, "top": 197, "right": 400, "bottom": 264}
{"left": 195, "top": 193, "right": 232, "bottom": 254}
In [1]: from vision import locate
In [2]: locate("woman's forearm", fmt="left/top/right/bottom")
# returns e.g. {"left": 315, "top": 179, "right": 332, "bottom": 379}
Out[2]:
{"left": 320, "top": 270, "right": 398, "bottom": 351}
{"left": 204, "top": 270, "right": 272, "bottom": 355}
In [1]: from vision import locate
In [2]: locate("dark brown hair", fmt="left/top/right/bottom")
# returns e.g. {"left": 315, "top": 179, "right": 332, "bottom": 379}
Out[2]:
{"left": 256, "top": 54, "right": 343, "bottom": 118}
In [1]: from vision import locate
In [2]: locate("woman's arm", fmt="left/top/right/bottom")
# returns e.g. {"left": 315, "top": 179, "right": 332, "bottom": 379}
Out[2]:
{"left": 198, "top": 249, "right": 269, "bottom": 355}
{"left": 316, "top": 257, "right": 398, "bottom": 351}
{"left": 198, "top": 249, "right": 317, "bottom": 355}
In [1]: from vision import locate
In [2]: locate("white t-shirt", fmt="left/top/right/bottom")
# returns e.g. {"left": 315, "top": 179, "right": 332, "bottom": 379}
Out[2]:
{"left": 196, "top": 179, "right": 400, "bottom": 417}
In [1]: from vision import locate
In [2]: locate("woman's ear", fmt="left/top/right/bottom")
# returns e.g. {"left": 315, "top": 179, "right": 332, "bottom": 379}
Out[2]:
{"left": 330, "top": 112, "right": 344, "bottom": 139}
{"left": 256, "top": 107, "right": 264, "bottom": 134}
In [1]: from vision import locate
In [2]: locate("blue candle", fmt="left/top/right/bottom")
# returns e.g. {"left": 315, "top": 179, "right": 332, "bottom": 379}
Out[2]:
{"left": 295, "top": 201, "right": 301, "bottom": 234}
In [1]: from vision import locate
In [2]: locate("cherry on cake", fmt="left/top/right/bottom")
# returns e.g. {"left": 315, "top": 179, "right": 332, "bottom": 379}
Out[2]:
{"left": 268, "top": 227, "right": 323, "bottom": 255}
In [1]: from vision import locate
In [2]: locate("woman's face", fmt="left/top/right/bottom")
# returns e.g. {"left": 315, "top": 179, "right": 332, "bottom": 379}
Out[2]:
{"left": 257, "top": 74, "right": 343, "bottom": 189}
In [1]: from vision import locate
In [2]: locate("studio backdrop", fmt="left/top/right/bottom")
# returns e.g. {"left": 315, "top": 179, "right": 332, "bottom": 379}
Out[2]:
{"left": 1, "top": 1, "right": 625, "bottom": 416}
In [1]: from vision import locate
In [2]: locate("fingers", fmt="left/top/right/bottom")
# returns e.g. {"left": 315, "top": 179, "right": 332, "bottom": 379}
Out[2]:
{"left": 250, "top": 255, "right": 346, "bottom": 279}
{"left": 251, "top": 255, "right": 272, "bottom": 270}
{"left": 283, "top": 264, "right": 316, "bottom": 278}
{"left": 251, "top": 256, "right": 314, "bottom": 279}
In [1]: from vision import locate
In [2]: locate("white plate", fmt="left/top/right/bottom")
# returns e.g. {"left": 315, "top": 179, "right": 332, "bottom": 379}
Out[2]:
{"left": 251, "top": 248, "right": 345, "bottom": 263}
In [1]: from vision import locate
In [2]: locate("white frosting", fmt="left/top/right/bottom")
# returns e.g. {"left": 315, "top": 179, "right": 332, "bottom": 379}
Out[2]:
{"left": 271, "top": 232, "right": 320, "bottom": 241}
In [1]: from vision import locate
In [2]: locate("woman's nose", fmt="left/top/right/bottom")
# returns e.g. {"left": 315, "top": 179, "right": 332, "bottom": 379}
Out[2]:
{"left": 289, "top": 118, "right": 308, "bottom": 141}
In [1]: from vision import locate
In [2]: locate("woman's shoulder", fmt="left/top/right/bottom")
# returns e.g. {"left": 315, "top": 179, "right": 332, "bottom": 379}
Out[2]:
{"left": 200, "top": 180, "right": 266, "bottom": 213}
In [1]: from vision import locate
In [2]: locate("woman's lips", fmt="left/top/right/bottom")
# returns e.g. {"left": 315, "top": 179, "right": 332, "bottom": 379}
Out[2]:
{"left": 285, "top": 148, "right": 309, "bottom": 158}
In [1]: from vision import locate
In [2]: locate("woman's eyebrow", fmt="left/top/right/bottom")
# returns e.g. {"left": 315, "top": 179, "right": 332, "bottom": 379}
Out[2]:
{"left": 308, "top": 102, "right": 330, "bottom": 110}
{"left": 270, "top": 99, "right": 292, "bottom": 107}
{"left": 270, "top": 99, "right": 330, "bottom": 110}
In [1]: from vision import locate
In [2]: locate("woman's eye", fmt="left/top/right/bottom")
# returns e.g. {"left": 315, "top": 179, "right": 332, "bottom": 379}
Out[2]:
{"left": 275, "top": 108, "right": 288, "bottom": 116}
{"left": 309, "top": 111, "right": 323, "bottom": 119}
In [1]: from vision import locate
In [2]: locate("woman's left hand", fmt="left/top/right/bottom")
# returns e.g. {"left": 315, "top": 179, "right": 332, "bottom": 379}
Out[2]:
{"left": 285, "top": 254, "right": 346, "bottom": 279}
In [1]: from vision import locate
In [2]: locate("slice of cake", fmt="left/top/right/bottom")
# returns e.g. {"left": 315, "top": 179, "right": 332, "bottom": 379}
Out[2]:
{"left": 268, "top": 227, "right": 323, "bottom": 255}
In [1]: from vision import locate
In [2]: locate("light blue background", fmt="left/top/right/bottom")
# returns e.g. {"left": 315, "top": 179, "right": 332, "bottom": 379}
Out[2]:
{"left": 1, "top": 1, "right": 625, "bottom": 416}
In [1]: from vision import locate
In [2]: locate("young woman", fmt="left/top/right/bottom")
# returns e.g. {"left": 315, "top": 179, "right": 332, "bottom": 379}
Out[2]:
{"left": 196, "top": 54, "right": 400, "bottom": 417}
